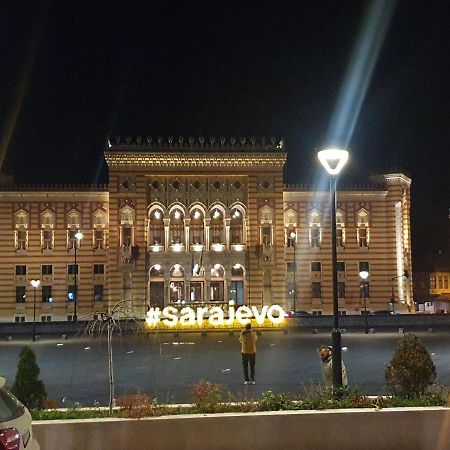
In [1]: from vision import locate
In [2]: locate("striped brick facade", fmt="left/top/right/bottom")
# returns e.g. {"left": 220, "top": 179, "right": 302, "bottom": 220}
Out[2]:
{"left": 0, "top": 138, "right": 412, "bottom": 322}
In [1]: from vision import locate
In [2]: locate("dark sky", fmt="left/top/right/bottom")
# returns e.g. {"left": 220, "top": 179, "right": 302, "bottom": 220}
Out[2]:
{"left": 1, "top": 1, "right": 449, "bottom": 260}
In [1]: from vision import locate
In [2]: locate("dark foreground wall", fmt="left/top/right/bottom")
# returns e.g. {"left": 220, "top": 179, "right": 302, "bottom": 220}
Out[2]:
{"left": 33, "top": 408, "right": 450, "bottom": 450}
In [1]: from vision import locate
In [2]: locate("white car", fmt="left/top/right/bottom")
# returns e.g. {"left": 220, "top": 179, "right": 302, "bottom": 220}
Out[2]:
{"left": 0, "top": 377, "right": 40, "bottom": 450}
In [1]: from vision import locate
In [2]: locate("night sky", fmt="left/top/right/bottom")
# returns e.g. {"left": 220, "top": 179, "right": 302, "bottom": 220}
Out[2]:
{"left": 1, "top": 1, "right": 449, "bottom": 261}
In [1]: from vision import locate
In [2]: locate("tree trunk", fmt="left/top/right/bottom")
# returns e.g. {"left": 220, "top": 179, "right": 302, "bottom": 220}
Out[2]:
{"left": 107, "top": 324, "right": 114, "bottom": 415}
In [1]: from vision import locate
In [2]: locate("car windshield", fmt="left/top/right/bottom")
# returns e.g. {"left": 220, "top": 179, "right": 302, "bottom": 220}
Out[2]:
{"left": 0, "top": 387, "right": 25, "bottom": 422}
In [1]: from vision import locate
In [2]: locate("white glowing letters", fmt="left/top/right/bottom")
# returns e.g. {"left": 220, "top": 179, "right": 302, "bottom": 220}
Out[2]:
{"left": 146, "top": 303, "right": 285, "bottom": 327}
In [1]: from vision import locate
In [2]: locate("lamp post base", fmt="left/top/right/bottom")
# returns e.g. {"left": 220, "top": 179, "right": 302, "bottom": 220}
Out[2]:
{"left": 332, "top": 328, "right": 343, "bottom": 388}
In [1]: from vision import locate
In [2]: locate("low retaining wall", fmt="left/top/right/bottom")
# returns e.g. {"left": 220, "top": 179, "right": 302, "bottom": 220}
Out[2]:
{"left": 33, "top": 407, "right": 450, "bottom": 450}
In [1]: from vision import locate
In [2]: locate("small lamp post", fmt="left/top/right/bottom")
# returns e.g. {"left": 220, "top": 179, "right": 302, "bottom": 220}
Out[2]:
{"left": 30, "top": 279, "right": 40, "bottom": 341}
{"left": 74, "top": 231, "right": 83, "bottom": 323}
{"left": 359, "top": 270, "right": 369, "bottom": 334}
{"left": 318, "top": 148, "right": 349, "bottom": 388}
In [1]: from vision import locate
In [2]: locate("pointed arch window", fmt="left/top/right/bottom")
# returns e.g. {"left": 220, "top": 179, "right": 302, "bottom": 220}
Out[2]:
{"left": 119, "top": 206, "right": 135, "bottom": 247}
{"left": 15, "top": 210, "right": 29, "bottom": 251}
{"left": 336, "top": 209, "right": 346, "bottom": 248}
{"left": 40, "top": 209, "right": 55, "bottom": 250}
{"left": 356, "top": 209, "right": 370, "bottom": 247}
{"left": 169, "top": 209, "right": 185, "bottom": 246}
{"left": 93, "top": 209, "right": 107, "bottom": 250}
{"left": 259, "top": 205, "right": 273, "bottom": 246}
{"left": 308, "top": 210, "right": 322, "bottom": 248}
{"left": 190, "top": 209, "right": 204, "bottom": 245}
{"left": 230, "top": 207, "right": 244, "bottom": 245}
{"left": 210, "top": 208, "right": 224, "bottom": 245}
{"left": 149, "top": 208, "right": 165, "bottom": 247}
{"left": 284, "top": 209, "right": 297, "bottom": 247}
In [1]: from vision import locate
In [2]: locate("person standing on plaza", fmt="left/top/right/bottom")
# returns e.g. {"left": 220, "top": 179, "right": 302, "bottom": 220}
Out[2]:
{"left": 239, "top": 322, "right": 258, "bottom": 385}
{"left": 317, "top": 345, "right": 348, "bottom": 388}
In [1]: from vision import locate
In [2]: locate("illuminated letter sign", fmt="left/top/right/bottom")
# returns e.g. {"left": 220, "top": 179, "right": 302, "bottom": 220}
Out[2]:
{"left": 145, "top": 302, "right": 286, "bottom": 329}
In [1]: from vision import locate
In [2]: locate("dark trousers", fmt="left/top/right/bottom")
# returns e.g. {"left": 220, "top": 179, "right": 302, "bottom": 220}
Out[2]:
{"left": 242, "top": 353, "right": 256, "bottom": 381}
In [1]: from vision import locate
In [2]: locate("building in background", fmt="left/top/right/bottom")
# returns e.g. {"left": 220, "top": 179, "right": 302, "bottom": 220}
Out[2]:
{"left": 414, "top": 252, "right": 450, "bottom": 314}
{"left": 0, "top": 137, "right": 413, "bottom": 322}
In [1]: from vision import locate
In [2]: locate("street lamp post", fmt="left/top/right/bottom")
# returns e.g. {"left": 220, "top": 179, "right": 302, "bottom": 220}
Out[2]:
{"left": 318, "top": 148, "right": 349, "bottom": 389}
{"left": 74, "top": 231, "right": 83, "bottom": 323}
{"left": 359, "top": 270, "right": 369, "bottom": 334}
{"left": 290, "top": 231, "right": 297, "bottom": 312}
{"left": 30, "top": 279, "right": 40, "bottom": 341}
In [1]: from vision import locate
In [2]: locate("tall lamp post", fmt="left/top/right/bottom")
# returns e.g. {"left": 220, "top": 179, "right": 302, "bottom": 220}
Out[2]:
{"left": 359, "top": 270, "right": 369, "bottom": 334}
{"left": 74, "top": 231, "right": 83, "bottom": 323}
{"left": 318, "top": 148, "right": 349, "bottom": 389}
{"left": 30, "top": 279, "right": 40, "bottom": 342}
{"left": 290, "top": 231, "right": 297, "bottom": 312}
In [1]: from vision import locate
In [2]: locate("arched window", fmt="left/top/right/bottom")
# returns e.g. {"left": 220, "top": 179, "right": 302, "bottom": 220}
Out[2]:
{"left": 149, "top": 208, "right": 165, "bottom": 248}
{"left": 210, "top": 207, "right": 224, "bottom": 245}
{"left": 169, "top": 264, "right": 185, "bottom": 303}
{"left": 336, "top": 209, "right": 346, "bottom": 247}
{"left": 40, "top": 209, "right": 55, "bottom": 250}
{"left": 120, "top": 206, "right": 135, "bottom": 247}
{"left": 15, "top": 209, "right": 28, "bottom": 251}
{"left": 356, "top": 209, "right": 370, "bottom": 247}
{"left": 230, "top": 206, "right": 245, "bottom": 246}
{"left": 259, "top": 205, "right": 273, "bottom": 246}
{"left": 284, "top": 208, "right": 297, "bottom": 247}
{"left": 149, "top": 264, "right": 164, "bottom": 278}
{"left": 169, "top": 208, "right": 185, "bottom": 247}
{"left": 230, "top": 264, "right": 245, "bottom": 306}
{"left": 308, "top": 209, "right": 322, "bottom": 248}
{"left": 210, "top": 264, "right": 225, "bottom": 302}
{"left": 66, "top": 209, "right": 81, "bottom": 250}
{"left": 190, "top": 208, "right": 204, "bottom": 245}
{"left": 93, "top": 209, "right": 107, "bottom": 250}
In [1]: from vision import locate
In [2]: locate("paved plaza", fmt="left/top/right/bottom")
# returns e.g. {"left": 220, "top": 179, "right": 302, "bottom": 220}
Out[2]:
{"left": 1, "top": 330, "right": 450, "bottom": 405}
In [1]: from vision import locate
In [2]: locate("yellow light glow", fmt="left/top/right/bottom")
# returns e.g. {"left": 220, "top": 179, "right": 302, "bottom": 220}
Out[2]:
{"left": 145, "top": 304, "right": 287, "bottom": 330}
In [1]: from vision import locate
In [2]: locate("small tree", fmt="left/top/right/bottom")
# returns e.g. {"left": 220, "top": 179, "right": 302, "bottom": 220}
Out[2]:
{"left": 11, "top": 346, "right": 47, "bottom": 410}
{"left": 385, "top": 333, "right": 436, "bottom": 397}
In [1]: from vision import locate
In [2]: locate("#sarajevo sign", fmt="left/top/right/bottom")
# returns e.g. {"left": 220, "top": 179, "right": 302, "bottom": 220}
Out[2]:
{"left": 145, "top": 302, "right": 286, "bottom": 329}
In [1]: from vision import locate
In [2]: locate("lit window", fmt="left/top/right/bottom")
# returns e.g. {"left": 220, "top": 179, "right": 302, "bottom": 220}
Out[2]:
{"left": 16, "top": 230, "right": 27, "bottom": 250}
{"left": 94, "top": 230, "right": 105, "bottom": 249}
{"left": 430, "top": 276, "right": 436, "bottom": 289}
{"left": 42, "top": 229, "right": 53, "bottom": 250}
{"left": 356, "top": 209, "right": 370, "bottom": 247}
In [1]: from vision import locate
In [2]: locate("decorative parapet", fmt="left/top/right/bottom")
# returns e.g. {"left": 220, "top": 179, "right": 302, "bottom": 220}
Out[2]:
{"left": 105, "top": 152, "right": 287, "bottom": 169}
{"left": 107, "top": 136, "right": 285, "bottom": 151}
{"left": 0, "top": 183, "right": 109, "bottom": 192}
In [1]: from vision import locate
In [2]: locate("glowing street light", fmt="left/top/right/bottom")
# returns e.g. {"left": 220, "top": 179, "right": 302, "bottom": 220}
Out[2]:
{"left": 318, "top": 147, "right": 349, "bottom": 388}
{"left": 30, "top": 279, "right": 40, "bottom": 341}
{"left": 359, "top": 270, "right": 369, "bottom": 334}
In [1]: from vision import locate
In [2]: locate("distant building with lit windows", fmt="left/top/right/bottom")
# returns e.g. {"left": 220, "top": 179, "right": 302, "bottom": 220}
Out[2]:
{"left": 0, "top": 137, "right": 413, "bottom": 322}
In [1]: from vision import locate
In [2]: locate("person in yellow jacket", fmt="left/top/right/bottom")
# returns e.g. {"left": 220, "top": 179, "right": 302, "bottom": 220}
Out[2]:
{"left": 239, "top": 322, "right": 258, "bottom": 385}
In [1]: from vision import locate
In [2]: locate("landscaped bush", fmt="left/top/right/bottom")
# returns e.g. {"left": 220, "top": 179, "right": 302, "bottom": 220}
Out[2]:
{"left": 116, "top": 393, "right": 166, "bottom": 418}
{"left": 385, "top": 333, "right": 436, "bottom": 397}
{"left": 11, "top": 346, "right": 47, "bottom": 410}
{"left": 187, "top": 379, "right": 228, "bottom": 413}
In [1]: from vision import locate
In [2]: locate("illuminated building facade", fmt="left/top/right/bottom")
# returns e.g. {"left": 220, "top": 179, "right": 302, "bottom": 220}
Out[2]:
{"left": 0, "top": 137, "right": 413, "bottom": 322}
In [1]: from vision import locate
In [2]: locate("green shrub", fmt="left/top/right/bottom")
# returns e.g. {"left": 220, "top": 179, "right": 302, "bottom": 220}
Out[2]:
{"left": 11, "top": 346, "right": 47, "bottom": 410}
{"left": 257, "top": 391, "right": 293, "bottom": 411}
{"left": 385, "top": 333, "right": 436, "bottom": 397}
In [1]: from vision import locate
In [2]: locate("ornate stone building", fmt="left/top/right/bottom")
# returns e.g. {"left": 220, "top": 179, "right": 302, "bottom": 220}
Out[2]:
{"left": 0, "top": 137, "right": 413, "bottom": 322}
